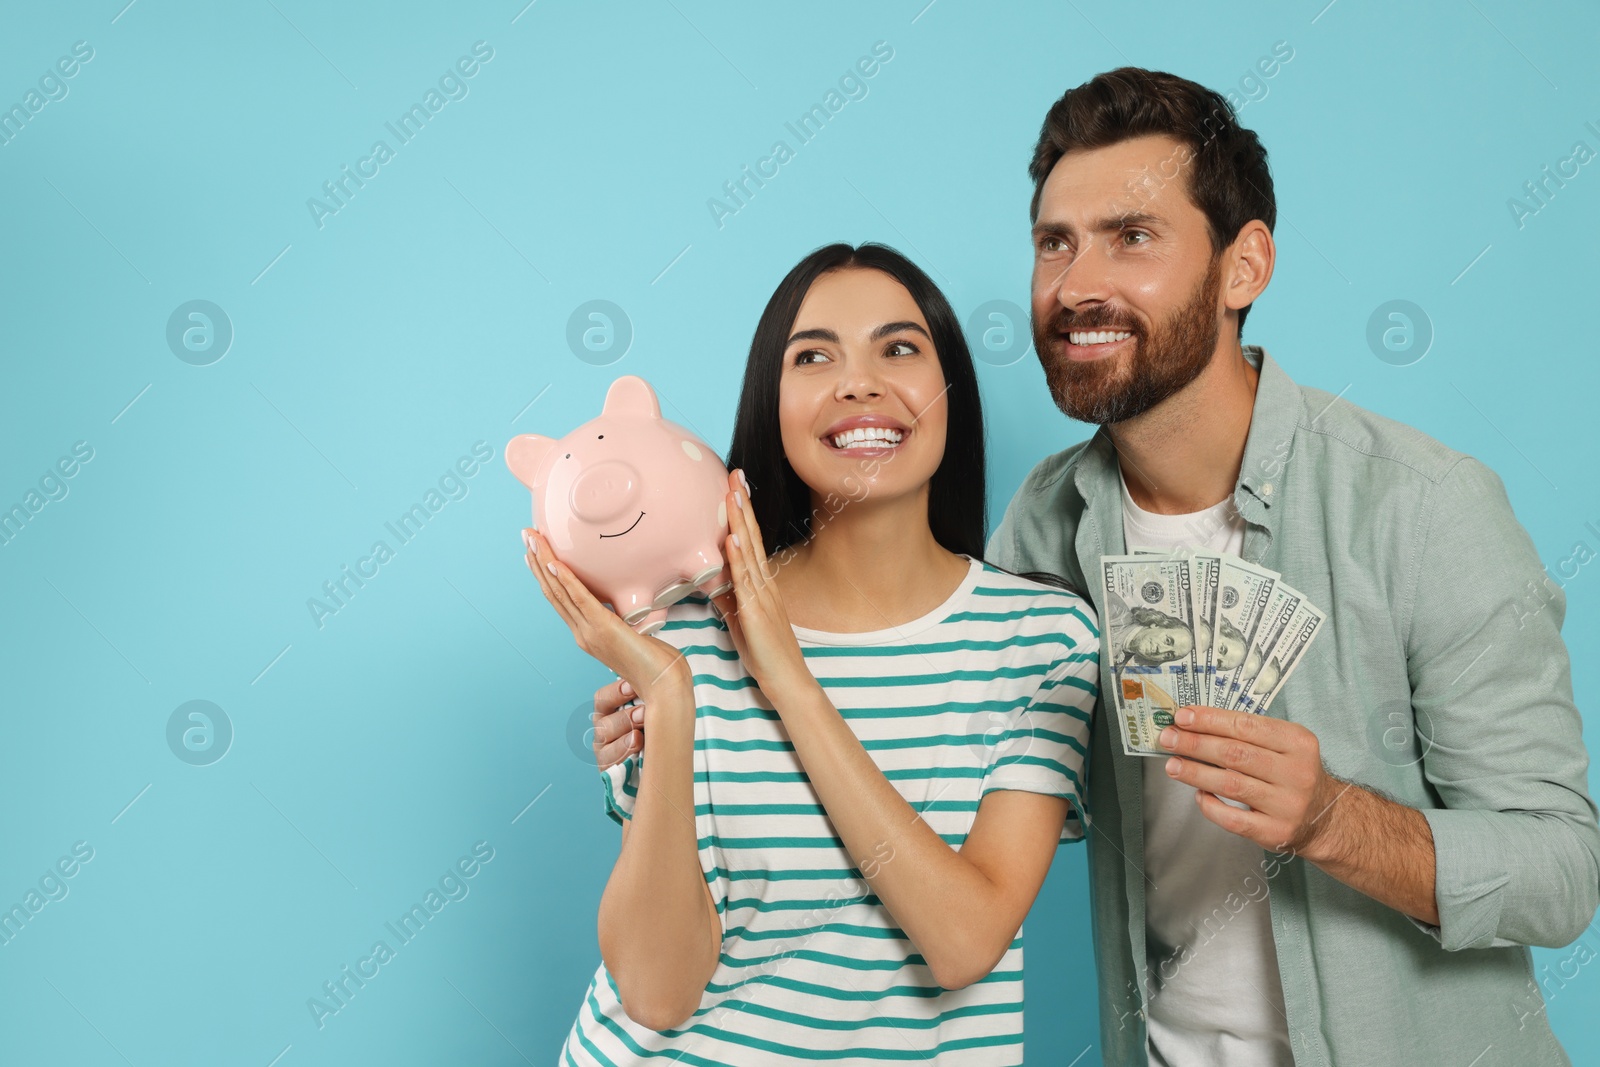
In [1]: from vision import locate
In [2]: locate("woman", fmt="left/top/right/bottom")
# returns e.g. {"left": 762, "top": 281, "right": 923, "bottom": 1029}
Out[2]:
{"left": 527, "top": 243, "right": 1099, "bottom": 1064}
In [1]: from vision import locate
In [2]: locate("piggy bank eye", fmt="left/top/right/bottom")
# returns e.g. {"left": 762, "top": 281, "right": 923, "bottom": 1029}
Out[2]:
{"left": 564, "top": 453, "right": 570, "bottom": 459}
{"left": 598, "top": 435, "right": 604, "bottom": 439}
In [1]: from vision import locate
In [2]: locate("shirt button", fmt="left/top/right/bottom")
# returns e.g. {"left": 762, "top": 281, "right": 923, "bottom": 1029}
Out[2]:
{"left": 1262, "top": 483, "right": 1274, "bottom": 496}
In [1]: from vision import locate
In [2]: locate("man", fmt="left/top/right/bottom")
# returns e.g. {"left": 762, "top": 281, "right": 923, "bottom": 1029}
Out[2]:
{"left": 983, "top": 67, "right": 1599, "bottom": 1064}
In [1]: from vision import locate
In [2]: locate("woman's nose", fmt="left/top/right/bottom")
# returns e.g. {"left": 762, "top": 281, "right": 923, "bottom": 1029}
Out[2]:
{"left": 837, "top": 363, "right": 886, "bottom": 401}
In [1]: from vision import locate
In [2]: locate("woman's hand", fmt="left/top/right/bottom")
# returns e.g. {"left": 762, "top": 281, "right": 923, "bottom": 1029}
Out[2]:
{"left": 591, "top": 676, "right": 644, "bottom": 770}
{"left": 713, "top": 469, "right": 814, "bottom": 696}
{"left": 522, "top": 527, "right": 690, "bottom": 701}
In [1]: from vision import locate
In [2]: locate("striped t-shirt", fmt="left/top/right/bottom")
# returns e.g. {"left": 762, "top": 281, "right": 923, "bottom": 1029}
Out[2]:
{"left": 561, "top": 554, "right": 1099, "bottom": 1066}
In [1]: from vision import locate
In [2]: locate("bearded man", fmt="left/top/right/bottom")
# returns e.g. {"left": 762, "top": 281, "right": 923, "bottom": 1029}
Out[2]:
{"left": 985, "top": 66, "right": 1600, "bottom": 1067}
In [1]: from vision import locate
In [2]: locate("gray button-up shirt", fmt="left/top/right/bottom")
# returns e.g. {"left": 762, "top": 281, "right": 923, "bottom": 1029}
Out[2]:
{"left": 986, "top": 345, "right": 1600, "bottom": 1065}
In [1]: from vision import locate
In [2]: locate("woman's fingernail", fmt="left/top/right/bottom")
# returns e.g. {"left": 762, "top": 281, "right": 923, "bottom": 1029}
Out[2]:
{"left": 734, "top": 491, "right": 743, "bottom": 510}
{"left": 738, "top": 469, "right": 749, "bottom": 493}
{"left": 546, "top": 561, "right": 557, "bottom": 575}
{"left": 732, "top": 532, "right": 741, "bottom": 548}
{"left": 619, "top": 679, "right": 633, "bottom": 696}
{"left": 631, "top": 707, "right": 644, "bottom": 724}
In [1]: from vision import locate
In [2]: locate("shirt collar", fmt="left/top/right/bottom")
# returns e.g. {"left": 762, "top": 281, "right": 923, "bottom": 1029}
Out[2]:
{"left": 1235, "top": 345, "right": 1302, "bottom": 512}
{"left": 1070, "top": 423, "right": 1119, "bottom": 504}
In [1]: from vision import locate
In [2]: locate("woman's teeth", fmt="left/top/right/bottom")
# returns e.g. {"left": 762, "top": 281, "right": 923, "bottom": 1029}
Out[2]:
{"left": 830, "top": 427, "right": 904, "bottom": 449}
{"left": 1068, "top": 329, "right": 1133, "bottom": 345}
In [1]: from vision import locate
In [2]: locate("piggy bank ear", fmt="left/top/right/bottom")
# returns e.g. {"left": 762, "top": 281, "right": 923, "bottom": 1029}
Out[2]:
{"left": 602, "top": 375, "right": 662, "bottom": 420}
{"left": 504, "top": 435, "right": 555, "bottom": 490}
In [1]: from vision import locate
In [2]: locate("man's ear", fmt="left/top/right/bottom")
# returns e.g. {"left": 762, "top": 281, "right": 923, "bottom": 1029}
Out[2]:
{"left": 505, "top": 434, "right": 555, "bottom": 490}
{"left": 1222, "top": 220, "right": 1276, "bottom": 315}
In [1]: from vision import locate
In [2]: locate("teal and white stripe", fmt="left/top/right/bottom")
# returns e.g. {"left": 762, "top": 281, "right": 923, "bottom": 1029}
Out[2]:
{"left": 563, "top": 557, "right": 1098, "bottom": 1065}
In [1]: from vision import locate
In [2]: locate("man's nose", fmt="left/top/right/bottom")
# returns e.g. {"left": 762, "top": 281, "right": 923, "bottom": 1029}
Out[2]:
{"left": 1044, "top": 241, "right": 1113, "bottom": 310}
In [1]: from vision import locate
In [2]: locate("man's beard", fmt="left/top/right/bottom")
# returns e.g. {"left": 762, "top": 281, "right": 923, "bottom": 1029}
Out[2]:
{"left": 1033, "top": 253, "right": 1224, "bottom": 425}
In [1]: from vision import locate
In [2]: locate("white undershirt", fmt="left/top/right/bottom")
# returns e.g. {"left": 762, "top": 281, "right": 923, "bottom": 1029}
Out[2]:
{"left": 1120, "top": 472, "right": 1294, "bottom": 1067}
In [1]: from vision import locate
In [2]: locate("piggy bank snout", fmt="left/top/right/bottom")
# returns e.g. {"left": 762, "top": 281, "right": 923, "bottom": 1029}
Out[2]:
{"left": 568, "top": 460, "right": 643, "bottom": 523}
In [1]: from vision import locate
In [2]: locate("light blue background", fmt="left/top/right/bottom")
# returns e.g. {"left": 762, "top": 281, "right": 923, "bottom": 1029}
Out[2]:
{"left": 2, "top": 1, "right": 1596, "bottom": 1063}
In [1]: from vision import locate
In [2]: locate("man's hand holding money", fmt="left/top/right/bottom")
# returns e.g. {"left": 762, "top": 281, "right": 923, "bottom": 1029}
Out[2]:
{"left": 1158, "top": 703, "right": 1442, "bottom": 925}
{"left": 1156, "top": 703, "right": 1343, "bottom": 858}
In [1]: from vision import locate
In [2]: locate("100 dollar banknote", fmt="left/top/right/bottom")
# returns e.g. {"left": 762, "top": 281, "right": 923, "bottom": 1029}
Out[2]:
{"left": 1112, "top": 549, "right": 1327, "bottom": 750}
{"left": 1238, "top": 597, "right": 1326, "bottom": 713}
{"left": 1100, "top": 554, "right": 1203, "bottom": 755}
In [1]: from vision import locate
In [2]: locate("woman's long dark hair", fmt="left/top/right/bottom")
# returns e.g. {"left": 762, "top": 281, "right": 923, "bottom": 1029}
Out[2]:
{"left": 725, "top": 242, "right": 985, "bottom": 560}
{"left": 724, "top": 241, "right": 1079, "bottom": 596}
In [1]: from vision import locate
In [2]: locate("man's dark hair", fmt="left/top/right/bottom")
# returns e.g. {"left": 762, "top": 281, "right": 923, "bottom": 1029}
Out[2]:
{"left": 1028, "top": 67, "right": 1275, "bottom": 335}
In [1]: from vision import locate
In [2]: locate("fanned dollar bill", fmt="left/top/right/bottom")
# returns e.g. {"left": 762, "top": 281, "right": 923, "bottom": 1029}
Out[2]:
{"left": 1189, "top": 552, "right": 1222, "bottom": 707}
{"left": 1110, "top": 550, "right": 1325, "bottom": 752}
{"left": 1132, "top": 547, "right": 1222, "bottom": 707}
{"left": 1240, "top": 598, "right": 1326, "bottom": 712}
{"left": 1101, "top": 554, "right": 1203, "bottom": 755}
{"left": 1208, "top": 557, "right": 1279, "bottom": 716}
{"left": 1218, "top": 580, "right": 1302, "bottom": 711}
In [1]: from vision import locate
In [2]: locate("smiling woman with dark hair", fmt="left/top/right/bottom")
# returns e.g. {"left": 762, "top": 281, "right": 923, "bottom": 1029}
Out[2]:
{"left": 524, "top": 242, "right": 1099, "bottom": 1065}
{"left": 720, "top": 242, "right": 988, "bottom": 567}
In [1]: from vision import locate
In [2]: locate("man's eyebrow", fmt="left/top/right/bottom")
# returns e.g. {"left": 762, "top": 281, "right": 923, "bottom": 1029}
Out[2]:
{"left": 1033, "top": 210, "right": 1166, "bottom": 240}
{"left": 786, "top": 321, "right": 931, "bottom": 346}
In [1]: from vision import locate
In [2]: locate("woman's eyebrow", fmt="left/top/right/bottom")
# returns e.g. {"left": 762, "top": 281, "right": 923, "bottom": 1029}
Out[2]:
{"left": 786, "top": 321, "right": 931, "bottom": 346}
{"left": 870, "top": 320, "right": 930, "bottom": 341}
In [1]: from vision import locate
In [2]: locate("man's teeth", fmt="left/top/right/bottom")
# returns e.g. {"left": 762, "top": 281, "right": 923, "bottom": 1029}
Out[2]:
{"left": 830, "top": 427, "right": 904, "bottom": 449}
{"left": 1068, "top": 330, "right": 1133, "bottom": 345}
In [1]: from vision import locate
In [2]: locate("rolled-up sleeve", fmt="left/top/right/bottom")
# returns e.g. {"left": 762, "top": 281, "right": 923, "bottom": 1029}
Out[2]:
{"left": 1404, "top": 456, "right": 1600, "bottom": 950}
{"left": 600, "top": 751, "right": 641, "bottom": 827}
{"left": 980, "top": 639, "right": 1098, "bottom": 841}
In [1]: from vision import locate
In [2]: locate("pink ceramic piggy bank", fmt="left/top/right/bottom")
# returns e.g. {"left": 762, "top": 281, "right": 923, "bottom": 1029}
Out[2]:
{"left": 506, "top": 375, "right": 734, "bottom": 635}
